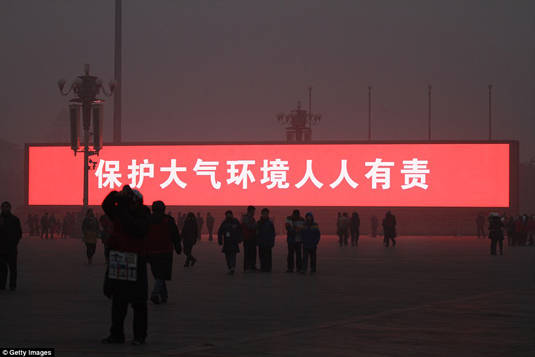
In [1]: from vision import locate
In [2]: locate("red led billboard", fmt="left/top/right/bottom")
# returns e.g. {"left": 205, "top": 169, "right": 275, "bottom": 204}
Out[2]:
{"left": 27, "top": 142, "right": 513, "bottom": 207}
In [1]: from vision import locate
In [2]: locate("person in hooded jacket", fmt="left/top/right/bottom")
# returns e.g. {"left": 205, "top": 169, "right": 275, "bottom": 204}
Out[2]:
{"left": 302, "top": 212, "right": 320, "bottom": 274}
{"left": 101, "top": 186, "right": 151, "bottom": 346}
{"left": 350, "top": 212, "right": 360, "bottom": 247}
{"left": 257, "top": 208, "right": 275, "bottom": 272}
{"left": 0, "top": 201, "right": 22, "bottom": 291}
{"left": 146, "top": 201, "right": 181, "bottom": 305}
{"left": 218, "top": 210, "right": 242, "bottom": 275}
{"left": 181, "top": 212, "right": 198, "bottom": 267}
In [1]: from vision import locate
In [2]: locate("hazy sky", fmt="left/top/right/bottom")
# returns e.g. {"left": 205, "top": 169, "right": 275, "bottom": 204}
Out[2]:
{"left": 1, "top": 0, "right": 534, "bottom": 160}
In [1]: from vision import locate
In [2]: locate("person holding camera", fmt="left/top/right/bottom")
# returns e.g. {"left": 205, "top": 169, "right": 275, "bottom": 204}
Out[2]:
{"left": 101, "top": 186, "right": 151, "bottom": 346}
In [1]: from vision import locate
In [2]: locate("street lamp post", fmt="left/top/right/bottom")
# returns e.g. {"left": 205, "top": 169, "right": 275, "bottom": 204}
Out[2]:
{"left": 368, "top": 86, "right": 372, "bottom": 140}
{"left": 427, "top": 84, "right": 432, "bottom": 140}
{"left": 58, "top": 64, "right": 114, "bottom": 210}
{"left": 488, "top": 84, "right": 493, "bottom": 141}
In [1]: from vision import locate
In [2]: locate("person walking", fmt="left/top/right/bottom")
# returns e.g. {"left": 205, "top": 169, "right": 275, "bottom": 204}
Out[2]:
{"left": 146, "top": 201, "right": 181, "bottom": 304}
{"left": 382, "top": 211, "right": 397, "bottom": 247}
{"left": 101, "top": 186, "right": 151, "bottom": 346}
{"left": 82, "top": 209, "right": 100, "bottom": 265}
{"left": 218, "top": 210, "right": 242, "bottom": 275}
{"left": 302, "top": 212, "right": 320, "bottom": 274}
{"left": 0, "top": 202, "right": 22, "bottom": 291}
{"left": 488, "top": 213, "right": 505, "bottom": 255}
{"left": 339, "top": 213, "right": 350, "bottom": 246}
{"left": 350, "top": 212, "right": 360, "bottom": 247}
{"left": 285, "top": 209, "right": 305, "bottom": 273}
{"left": 257, "top": 208, "right": 275, "bottom": 272}
{"left": 241, "top": 206, "right": 257, "bottom": 272}
{"left": 206, "top": 212, "right": 215, "bottom": 241}
{"left": 181, "top": 212, "right": 198, "bottom": 267}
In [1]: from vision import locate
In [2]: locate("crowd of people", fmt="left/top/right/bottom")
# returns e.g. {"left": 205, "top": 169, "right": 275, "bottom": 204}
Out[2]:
{"left": 26, "top": 211, "right": 80, "bottom": 239}
{"left": 4, "top": 191, "right": 535, "bottom": 345}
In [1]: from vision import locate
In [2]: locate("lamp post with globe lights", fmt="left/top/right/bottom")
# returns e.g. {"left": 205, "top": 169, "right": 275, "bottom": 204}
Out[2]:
{"left": 58, "top": 64, "right": 115, "bottom": 210}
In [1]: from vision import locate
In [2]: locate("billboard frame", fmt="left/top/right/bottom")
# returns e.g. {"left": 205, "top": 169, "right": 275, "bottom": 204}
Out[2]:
{"left": 24, "top": 140, "right": 519, "bottom": 210}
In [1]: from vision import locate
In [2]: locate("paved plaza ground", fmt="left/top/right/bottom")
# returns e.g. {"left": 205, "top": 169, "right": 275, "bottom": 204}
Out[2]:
{"left": 1, "top": 234, "right": 534, "bottom": 356}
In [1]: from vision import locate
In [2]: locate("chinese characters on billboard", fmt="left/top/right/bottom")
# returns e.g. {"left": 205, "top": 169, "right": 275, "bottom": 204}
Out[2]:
{"left": 27, "top": 143, "right": 510, "bottom": 207}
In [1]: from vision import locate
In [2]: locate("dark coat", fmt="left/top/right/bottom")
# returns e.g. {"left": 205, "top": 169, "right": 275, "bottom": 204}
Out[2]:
{"left": 101, "top": 190, "right": 150, "bottom": 302}
{"left": 488, "top": 216, "right": 504, "bottom": 241}
{"left": 218, "top": 218, "right": 242, "bottom": 253}
{"left": 350, "top": 214, "right": 360, "bottom": 234}
{"left": 382, "top": 214, "right": 397, "bottom": 238}
{"left": 257, "top": 218, "right": 275, "bottom": 248}
{"left": 147, "top": 213, "right": 180, "bottom": 281}
{"left": 181, "top": 217, "right": 198, "bottom": 249}
{"left": 0, "top": 212, "right": 22, "bottom": 254}
{"left": 302, "top": 219, "right": 321, "bottom": 249}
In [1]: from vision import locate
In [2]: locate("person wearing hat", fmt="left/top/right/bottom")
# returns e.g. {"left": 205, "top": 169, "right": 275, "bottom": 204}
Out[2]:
{"left": 101, "top": 185, "right": 151, "bottom": 345}
{"left": 488, "top": 213, "right": 504, "bottom": 256}
{"left": 301, "top": 212, "right": 321, "bottom": 274}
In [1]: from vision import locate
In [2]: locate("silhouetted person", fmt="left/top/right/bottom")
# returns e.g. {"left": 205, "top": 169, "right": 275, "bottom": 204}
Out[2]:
{"left": 206, "top": 212, "right": 215, "bottom": 241}
{"left": 370, "top": 215, "right": 378, "bottom": 238}
{"left": 241, "top": 205, "right": 257, "bottom": 271}
{"left": 40, "top": 212, "right": 49, "bottom": 239}
{"left": 146, "top": 201, "right": 181, "bottom": 304}
{"left": 257, "top": 208, "right": 275, "bottom": 272}
{"left": 488, "top": 213, "right": 504, "bottom": 255}
{"left": 285, "top": 209, "right": 304, "bottom": 273}
{"left": 302, "top": 212, "right": 320, "bottom": 274}
{"left": 350, "top": 212, "right": 360, "bottom": 247}
{"left": 101, "top": 186, "right": 150, "bottom": 345}
{"left": 218, "top": 210, "right": 242, "bottom": 275}
{"left": 82, "top": 209, "right": 100, "bottom": 265}
{"left": 196, "top": 212, "right": 204, "bottom": 241}
{"left": 181, "top": 212, "right": 198, "bottom": 267}
{"left": 505, "top": 215, "right": 515, "bottom": 246}
{"left": 515, "top": 215, "right": 529, "bottom": 246}
{"left": 48, "top": 213, "right": 57, "bottom": 239}
{"left": 338, "top": 212, "right": 350, "bottom": 246}
{"left": 0, "top": 201, "right": 22, "bottom": 291}
{"left": 382, "top": 211, "right": 397, "bottom": 247}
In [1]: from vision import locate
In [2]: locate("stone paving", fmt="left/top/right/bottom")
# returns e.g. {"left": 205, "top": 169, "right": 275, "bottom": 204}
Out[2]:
{"left": 1, "top": 235, "right": 534, "bottom": 356}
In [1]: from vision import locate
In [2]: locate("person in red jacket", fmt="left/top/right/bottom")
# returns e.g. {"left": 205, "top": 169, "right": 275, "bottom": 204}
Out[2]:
{"left": 146, "top": 201, "right": 181, "bottom": 305}
{"left": 101, "top": 186, "right": 151, "bottom": 346}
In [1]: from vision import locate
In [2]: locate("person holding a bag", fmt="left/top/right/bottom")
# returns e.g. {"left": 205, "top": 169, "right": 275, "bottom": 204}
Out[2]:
{"left": 101, "top": 186, "right": 151, "bottom": 346}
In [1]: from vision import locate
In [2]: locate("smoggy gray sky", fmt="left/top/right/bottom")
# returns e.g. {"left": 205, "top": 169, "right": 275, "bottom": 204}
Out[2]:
{"left": 1, "top": 0, "right": 534, "bottom": 160}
